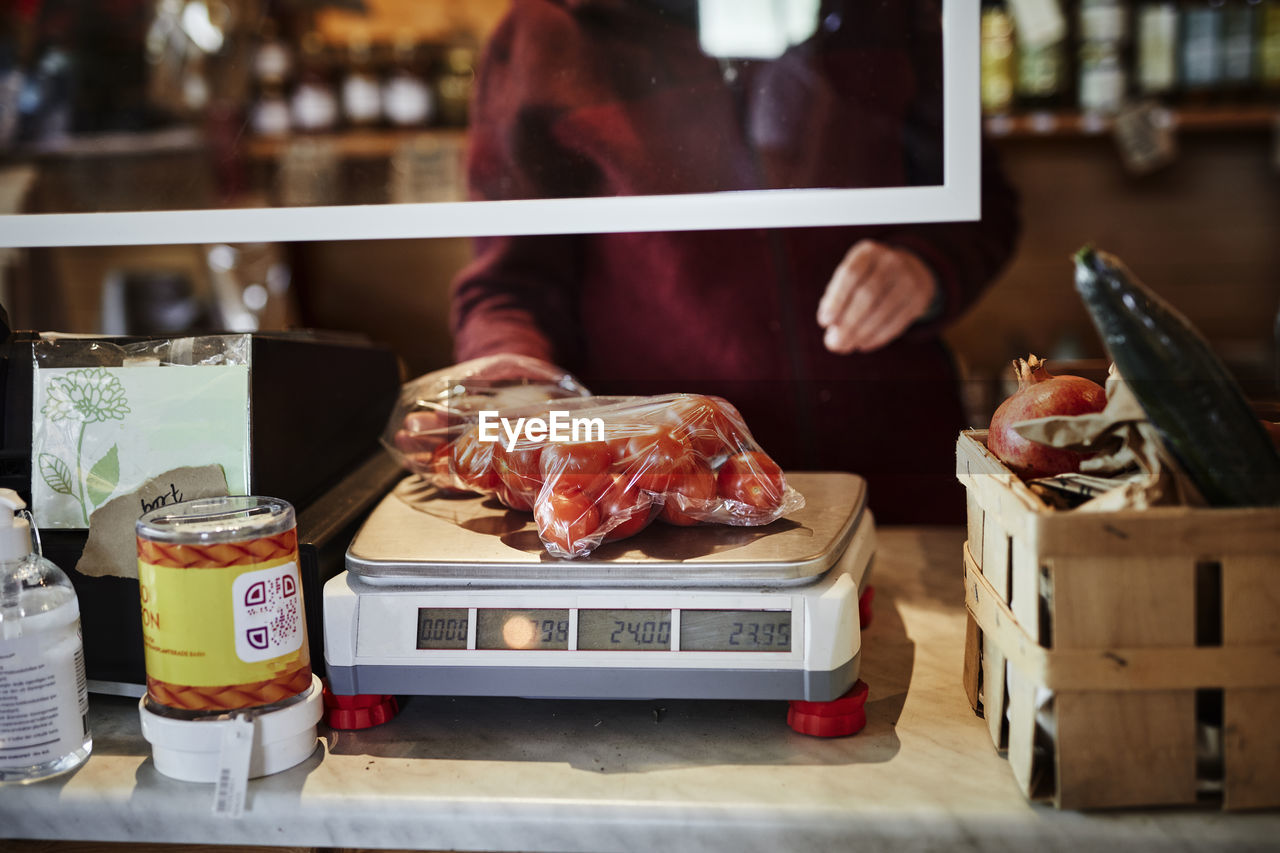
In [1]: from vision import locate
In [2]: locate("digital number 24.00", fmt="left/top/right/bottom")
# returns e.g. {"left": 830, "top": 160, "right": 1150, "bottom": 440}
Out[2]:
{"left": 609, "top": 619, "right": 671, "bottom": 646}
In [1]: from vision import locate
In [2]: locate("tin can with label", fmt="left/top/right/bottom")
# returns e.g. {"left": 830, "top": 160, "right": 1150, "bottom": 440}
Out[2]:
{"left": 136, "top": 496, "right": 311, "bottom": 717}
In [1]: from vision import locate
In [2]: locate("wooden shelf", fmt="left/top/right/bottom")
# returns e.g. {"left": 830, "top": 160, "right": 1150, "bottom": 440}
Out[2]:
{"left": 984, "top": 105, "right": 1278, "bottom": 138}
{"left": 241, "top": 127, "right": 468, "bottom": 161}
{"left": 6, "top": 126, "right": 208, "bottom": 159}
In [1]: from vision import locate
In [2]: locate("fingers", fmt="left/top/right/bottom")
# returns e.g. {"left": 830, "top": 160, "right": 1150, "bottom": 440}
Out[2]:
{"left": 841, "top": 290, "right": 924, "bottom": 352}
{"left": 816, "top": 242, "right": 881, "bottom": 329}
{"left": 817, "top": 242, "right": 938, "bottom": 354}
{"left": 822, "top": 277, "right": 897, "bottom": 353}
{"left": 394, "top": 409, "right": 450, "bottom": 455}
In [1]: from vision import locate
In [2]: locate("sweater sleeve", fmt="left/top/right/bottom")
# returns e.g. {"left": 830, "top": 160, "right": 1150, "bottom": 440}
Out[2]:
{"left": 879, "top": 0, "right": 1021, "bottom": 332}
{"left": 449, "top": 4, "right": 590, "bottom": 369}
{"left": 881, "top": 138, "right": 1022, "bottom": 335}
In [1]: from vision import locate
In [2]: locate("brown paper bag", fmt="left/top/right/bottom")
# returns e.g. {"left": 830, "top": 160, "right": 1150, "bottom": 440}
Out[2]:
{"left": 1011, "top": 367, "right": 1204, "bottom": 511}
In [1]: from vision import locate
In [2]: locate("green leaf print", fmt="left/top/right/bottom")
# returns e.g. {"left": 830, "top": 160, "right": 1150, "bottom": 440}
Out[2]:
{"left": 39, "top": 453, "right": 75, "bottom": 496}
{"left": 86, "top": 444, "right": 121, "bottom": 509}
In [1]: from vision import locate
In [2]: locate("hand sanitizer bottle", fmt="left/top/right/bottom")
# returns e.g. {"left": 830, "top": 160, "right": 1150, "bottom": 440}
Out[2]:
{"left": 0, "top": 489, "right": 92, "bottom": 783}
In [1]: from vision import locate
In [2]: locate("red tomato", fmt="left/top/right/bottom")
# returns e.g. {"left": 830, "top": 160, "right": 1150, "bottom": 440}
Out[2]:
{"left": 717, "top": 452, "right": 785, "bottom": 512}
{"left": 494, "top": 482, "right": 535, "bottom": 512}
{"left": 598, "top": 473, "right": 657, "bottom": 542}
{"left": 605, "top": 433, "right": 635, "bottom": 461}
{"left": 534, "top": 488, "right": 602, "bottom": 556}
{"left": 540, "top": 441, "right": 613, "bottom": 497}
{"left": 493, "top": 443, "right": 544, "bottom": 511}
{"left": 616, "top": 428, "right": 692, "bottom": 494}
{"left": 429, "top": 442, "right": 453, "bottom": 479}
{"left": 662, "top": 395, "right": 749, "bottom": 460}
{"left": 659, "top": 460, "right": 717, "bottom": 526}
{"left": 428, "top": 442, "right": 472, "bottom": 495}
{"left": 450, "top": 428, "right": 501, "bottom": 493}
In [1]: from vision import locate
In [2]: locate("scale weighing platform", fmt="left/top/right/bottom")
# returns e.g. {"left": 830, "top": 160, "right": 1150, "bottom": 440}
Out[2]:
{"left": 324, "top": 472, "right": 875, "bottom": 733}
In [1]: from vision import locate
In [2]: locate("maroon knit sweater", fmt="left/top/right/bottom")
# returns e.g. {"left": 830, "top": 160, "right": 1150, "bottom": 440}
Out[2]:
{"left": 451, "top": 0, "right": 1020, "bottom": 523}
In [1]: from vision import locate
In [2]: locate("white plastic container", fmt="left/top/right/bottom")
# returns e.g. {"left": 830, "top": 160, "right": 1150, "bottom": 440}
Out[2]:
{"left": 0, "top": 489, "right": 92, "bottom": 784}
{"left": 138, "top": 674, "right": 323, "bottom": 783}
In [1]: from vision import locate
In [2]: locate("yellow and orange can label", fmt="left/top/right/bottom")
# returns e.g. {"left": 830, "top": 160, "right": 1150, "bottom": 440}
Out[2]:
{"left": 137, "top": 530, "right": 311, "bottom": 711}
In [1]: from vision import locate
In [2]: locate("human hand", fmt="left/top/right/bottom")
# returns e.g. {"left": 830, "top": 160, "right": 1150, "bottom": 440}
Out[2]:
{"left": 389, "top": 354, "right": 590, "bottom": 471}
{"left": 815, "top": 240, "right": 940, "bottom": 354}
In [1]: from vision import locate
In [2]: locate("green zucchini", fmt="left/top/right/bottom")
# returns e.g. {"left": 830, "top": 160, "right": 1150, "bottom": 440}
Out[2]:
{"left": 1073, "top": 246, "right": 1280, "bottom": 507}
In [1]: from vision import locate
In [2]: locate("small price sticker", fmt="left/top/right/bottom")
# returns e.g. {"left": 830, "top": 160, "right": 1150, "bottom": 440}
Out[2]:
{"left": 212, "top": 714, "right": 254, "bottom": 818}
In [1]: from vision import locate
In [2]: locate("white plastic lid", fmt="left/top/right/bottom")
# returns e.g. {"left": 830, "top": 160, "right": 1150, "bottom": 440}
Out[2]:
{"left": 138, "top": 675, "right": 324, "bottom": 783}
{"left": 0, "top": 489, "right": 32, "bottom": 562}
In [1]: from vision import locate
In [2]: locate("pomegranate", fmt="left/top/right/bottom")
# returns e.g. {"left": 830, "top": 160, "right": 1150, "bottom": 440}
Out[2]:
{"left": 988, "top": 355, "right": 1107, "bottom": 479}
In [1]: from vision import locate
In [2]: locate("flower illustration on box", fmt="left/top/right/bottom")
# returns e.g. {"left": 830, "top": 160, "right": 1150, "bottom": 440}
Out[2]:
{"left": 39, "top": 368, "right": 130, "bottom": 526}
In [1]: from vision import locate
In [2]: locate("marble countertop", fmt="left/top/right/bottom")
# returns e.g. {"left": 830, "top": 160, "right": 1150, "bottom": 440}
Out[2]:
{"left": 3, "top": 527, "right": 1277, "bottom": 852}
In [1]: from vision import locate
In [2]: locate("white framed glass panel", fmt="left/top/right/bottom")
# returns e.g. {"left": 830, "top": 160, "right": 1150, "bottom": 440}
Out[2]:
{"left": 0, "top": 0, "right": 978, "bottom": 248}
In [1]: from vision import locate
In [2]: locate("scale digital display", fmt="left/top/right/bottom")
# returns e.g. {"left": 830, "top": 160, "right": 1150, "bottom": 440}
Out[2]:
{"left": 413, "top": 607, "right": 793, "bottom": 652}
{"left": 578, "top": 609, "right": 672, "bottom": 651}
{"left": 681, "top": 610, "right": 792, "bottom": 652}
{"left": 416, "top": 608, "right": 469, "bottom": 650}
{"left": 477, "top": 608, "right": 571, "bottom": 650}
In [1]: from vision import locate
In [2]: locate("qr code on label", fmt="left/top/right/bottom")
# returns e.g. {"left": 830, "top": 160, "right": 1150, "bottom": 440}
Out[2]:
{"left": 230, "top": 561, "right": 304, "bottom": 663}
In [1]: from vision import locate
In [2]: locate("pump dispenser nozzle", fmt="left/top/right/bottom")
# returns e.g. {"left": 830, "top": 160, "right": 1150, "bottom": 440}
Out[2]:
{"left": 0, "top": 489, "right": 32, "bottom": 563}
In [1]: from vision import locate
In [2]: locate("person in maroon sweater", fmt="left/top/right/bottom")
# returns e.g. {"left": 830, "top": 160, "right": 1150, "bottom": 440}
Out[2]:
{"left": 450, "top": 0, "right": 1020, "bottom": 524}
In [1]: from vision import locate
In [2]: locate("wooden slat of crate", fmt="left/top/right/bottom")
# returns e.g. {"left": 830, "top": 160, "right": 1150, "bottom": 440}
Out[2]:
{"left": 1056, "top": 689, "right": 1198, "bottom": 808}
{"left": 1223, "top": 555, "right": 1280, "bottom": 810}
{"left": 1034, "top": 508, "right": 1280, "bottom": 559}
{"left": 1051, "top": 555, "right": 1198, "bottom": 809}
{"left": 963, "top": 491, "right": 985, "bottom": 713}
{"left": 963, "top": 613, "right": 982, "bottom": 711}
{"left": 966, "top": 490, "right": 985, "bottom": 566}
{"left": 965, "top": 552, "right": 1280, "bottom": 692}
{"left": 1005, "top": 536, "right": 1043, "bottom": 797}
{"left": 980, "top": 513, "right": 1011, "bottom": 751}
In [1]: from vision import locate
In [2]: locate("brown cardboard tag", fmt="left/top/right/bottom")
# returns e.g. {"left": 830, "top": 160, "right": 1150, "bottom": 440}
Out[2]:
{"left": 75, "top": 465, "right": 230, "bottom": 579}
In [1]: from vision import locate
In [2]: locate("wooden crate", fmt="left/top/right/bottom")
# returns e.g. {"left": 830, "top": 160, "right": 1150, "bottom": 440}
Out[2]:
{"left": 957, "top": 429, "right": 1280, "bottom": 810}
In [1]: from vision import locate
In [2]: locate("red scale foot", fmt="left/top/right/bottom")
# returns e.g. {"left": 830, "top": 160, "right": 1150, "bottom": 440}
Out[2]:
{"left": 322, "top": 684, "right": 400, "bottom": 730}
{"left": 859, "top": 585, "right": 875, "bottom": 629}
{"left": 787, "top": 679, "right": 869, "bottom": 738}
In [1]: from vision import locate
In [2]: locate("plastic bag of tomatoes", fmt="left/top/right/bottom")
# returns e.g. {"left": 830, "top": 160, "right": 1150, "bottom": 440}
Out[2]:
{"left": 419, "top": 393, "right": 805, "bottom": 560}
{"left": 382, "top": 354, "right": 591, "bottom": 476}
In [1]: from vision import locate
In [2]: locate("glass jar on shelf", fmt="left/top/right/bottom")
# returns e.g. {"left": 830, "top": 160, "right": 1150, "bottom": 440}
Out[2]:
{"left": 1076, "top": 0, "right": 1132, "bottom": 114}
{"left": 1079, "top": 39, "right": 1130, "bottom": 112}
{"left": 1016, "top": 37, "right": 1069, "bottom": 109}
{"left": 340, "top": 32, "right": 382, "bottom": 128}
{"left": 434, "top": 43, "right": 476, "bottom": 127}
{"left": 981, "top": 0, "right": 1016, "bottom": 115}
{"left": 1079, "top": 0, "right": 1131, "bottom": 43}
{"left": 381, "top": 31, "right": 434, "bottom": 128}
{"left": 1262, "top": 0, "right": 1280, "bottom": 91}
{"left": 1012, "top": 0, "right": 1071, "bottom": 111}
{"left": 251, "top": 18, "right": 292, "bottom": 88}
{"left": 1180, "top": 0, "right": 1226, "bottom": 98}
{"left": 1135, "top": 1, "right": 1180, "bottom": 96}
{"left": 1220, "top": 0, "right": 1260, "bottom": 96}
{"left": 290, "top": 32, "right": 338, "bottom": 133}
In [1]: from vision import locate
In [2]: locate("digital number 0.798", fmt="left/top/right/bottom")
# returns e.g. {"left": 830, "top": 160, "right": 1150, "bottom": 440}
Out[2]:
{"left": 541, "top": 620, "right": 569, "bottom": 643}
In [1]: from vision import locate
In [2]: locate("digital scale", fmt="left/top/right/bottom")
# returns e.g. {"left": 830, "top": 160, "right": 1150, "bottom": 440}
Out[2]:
{"left": 324, "top": 472, "right": 874, "bottom": 715}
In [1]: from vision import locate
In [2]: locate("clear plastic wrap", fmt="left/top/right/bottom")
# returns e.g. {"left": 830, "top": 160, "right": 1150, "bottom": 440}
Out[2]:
{"left": 382, "top": 354, "right": 592, "bottom": 478}
{"left": 396, "top": 392, "right": 806, "bottom": 559}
